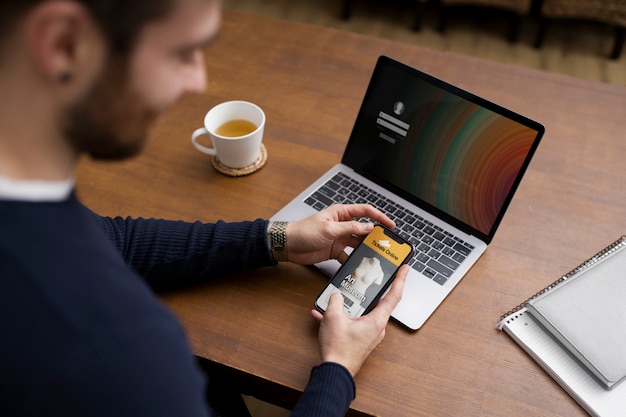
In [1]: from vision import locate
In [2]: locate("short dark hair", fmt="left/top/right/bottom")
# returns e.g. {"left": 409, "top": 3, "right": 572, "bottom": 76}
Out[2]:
{"left": 0, "top": 0, "right": 174, "bottom": 58}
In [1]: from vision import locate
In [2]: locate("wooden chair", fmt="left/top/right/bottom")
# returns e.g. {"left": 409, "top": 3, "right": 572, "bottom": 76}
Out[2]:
{"left": 535, "top": 0, "right": 626, "bottom": 59}
{"left": 437, "top": 0, "right": 534, "bottom": 43}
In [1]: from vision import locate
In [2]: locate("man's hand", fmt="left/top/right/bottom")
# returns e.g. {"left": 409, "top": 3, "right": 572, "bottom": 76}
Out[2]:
{"left": 310, "top": 265, "right": 408, "bottom": 377}
{"left": 284, "top": 204, "right": 395, "bottom": 265}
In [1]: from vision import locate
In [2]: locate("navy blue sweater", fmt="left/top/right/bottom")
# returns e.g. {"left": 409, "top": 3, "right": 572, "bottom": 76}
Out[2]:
{"left": 0, "top": 193, "right": 354, "bottom": 416}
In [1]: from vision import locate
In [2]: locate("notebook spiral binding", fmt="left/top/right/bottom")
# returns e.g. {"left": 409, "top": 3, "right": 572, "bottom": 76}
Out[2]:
{"left": 499, "top": 235, "right": 626, "bottom": 322}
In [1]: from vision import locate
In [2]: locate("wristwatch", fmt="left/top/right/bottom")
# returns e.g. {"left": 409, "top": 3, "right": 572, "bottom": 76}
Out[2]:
{"left": 268, "top": 221, "right": 289, "bottom": 262}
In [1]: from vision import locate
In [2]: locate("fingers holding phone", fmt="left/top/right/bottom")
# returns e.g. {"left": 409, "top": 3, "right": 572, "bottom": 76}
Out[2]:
{"left": 315, "top": 224, "right": 414, "bottom": 318}
{"left": 311, "top": 223, "right": 413, "bottom": 377}
{"left": 283, "top": 203, "right": 396, "bottom": 266}
{"left": 312, "top": 265, "right": 409, "bottom": 377}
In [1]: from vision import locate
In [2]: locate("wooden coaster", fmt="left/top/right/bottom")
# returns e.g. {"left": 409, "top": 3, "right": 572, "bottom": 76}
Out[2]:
{"left": 211, "top": 143, "right": 267, "bottom": 177}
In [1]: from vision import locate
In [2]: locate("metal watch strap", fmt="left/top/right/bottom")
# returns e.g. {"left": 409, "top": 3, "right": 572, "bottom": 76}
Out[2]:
{"left": 269, "top": 221, "right": 289, "bottom": 262}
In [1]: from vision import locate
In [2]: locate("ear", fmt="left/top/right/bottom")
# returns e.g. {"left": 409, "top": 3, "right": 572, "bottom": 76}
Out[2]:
{"left": 24, "top": 0, "right": 104, "bottom": 85}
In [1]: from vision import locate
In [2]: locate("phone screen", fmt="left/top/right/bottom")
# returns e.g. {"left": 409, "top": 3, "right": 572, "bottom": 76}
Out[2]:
{"left": 315, "top": 225, "right": 414, "bottom": 318}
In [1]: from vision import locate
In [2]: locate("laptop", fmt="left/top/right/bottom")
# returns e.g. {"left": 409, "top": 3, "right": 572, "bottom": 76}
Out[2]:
{"left": 271, "top": 56, "right": 544, "bottom": 330}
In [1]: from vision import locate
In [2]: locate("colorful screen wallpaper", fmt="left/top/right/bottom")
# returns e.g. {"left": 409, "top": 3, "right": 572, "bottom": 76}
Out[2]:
{"left": 346, "top": 61, "right": 540, "bottom": 236}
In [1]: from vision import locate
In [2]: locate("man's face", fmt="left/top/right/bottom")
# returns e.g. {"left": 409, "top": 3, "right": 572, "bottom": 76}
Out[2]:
{"left": 64, "top": 0, "right": 220, "bottom": 160}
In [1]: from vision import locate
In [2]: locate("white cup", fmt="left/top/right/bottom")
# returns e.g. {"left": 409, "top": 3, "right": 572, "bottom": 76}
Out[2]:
{"left": 191, "top": 101, "right": 265, "bottom": 169}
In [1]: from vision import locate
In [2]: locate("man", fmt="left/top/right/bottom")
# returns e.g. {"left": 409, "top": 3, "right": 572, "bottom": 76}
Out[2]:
{"left": 0, "top": 1, "right": 408, "bottom": 416}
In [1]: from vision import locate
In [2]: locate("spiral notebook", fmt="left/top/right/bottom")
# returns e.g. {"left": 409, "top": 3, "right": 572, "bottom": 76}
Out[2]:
{"left": 497, "top": 236, "right": 626, "bottom": 417}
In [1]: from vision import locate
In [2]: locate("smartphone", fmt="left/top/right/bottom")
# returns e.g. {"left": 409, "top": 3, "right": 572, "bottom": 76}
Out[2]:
{"left": 315, "top": 224, "right": 415, "bottom": 318}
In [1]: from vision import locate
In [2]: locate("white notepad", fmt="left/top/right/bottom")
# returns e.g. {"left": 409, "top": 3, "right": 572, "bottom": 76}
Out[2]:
{"left": 498, "top": 236, "right": 626, "bottom": 417}
{"left": 500, "top": 310, "right": 626, "bottom": 417}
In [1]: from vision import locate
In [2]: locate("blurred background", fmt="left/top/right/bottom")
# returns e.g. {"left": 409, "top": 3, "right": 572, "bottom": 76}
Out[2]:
{"left": 224, "top": 0, "right": 626, "bottom": 87}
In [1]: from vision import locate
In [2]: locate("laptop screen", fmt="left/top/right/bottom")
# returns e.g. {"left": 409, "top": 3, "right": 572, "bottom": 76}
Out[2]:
{"left": 342, "top": 56, "right": 544, "bottom": 242}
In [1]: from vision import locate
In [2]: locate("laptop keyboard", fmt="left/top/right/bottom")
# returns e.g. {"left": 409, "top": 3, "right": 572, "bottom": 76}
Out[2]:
{"left": 304, "top": 172, "right": 475, "bottom": 286}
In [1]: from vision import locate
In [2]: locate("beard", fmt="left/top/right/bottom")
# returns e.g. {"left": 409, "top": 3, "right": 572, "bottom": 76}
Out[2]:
{"left": 63, "top": 59, "right": 160, "bottom": 161}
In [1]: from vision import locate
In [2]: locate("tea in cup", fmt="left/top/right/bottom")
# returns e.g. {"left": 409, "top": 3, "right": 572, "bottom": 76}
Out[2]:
{"left": 191, "top": 100, "right": 265, "bottom": 169}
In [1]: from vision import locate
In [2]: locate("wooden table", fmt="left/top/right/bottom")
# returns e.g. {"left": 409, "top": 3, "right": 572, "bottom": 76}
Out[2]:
{"left": 77, "top": 9, "right": 626, "bottom": 417}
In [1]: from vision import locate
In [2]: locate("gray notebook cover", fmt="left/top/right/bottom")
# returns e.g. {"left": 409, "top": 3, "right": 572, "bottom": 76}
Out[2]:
{"left": 526, "top": 244, "right": 626, "bottom": 389}
{"left": 527, "top": 242, "right": 626, "bottom": 388}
